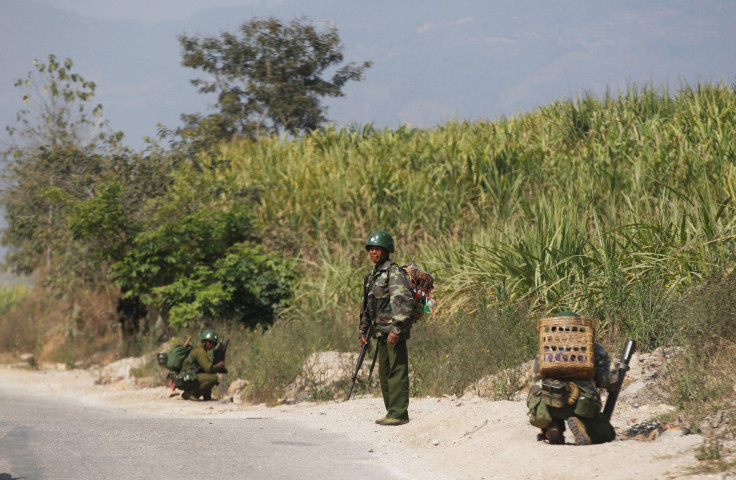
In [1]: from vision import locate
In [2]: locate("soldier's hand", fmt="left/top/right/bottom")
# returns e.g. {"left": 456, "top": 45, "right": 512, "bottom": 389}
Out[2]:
{"left": 360, "top": 336, "right": 368, "bottom": 346}
{"left": 387, "top": 332, "right": 399, "bottom": 346}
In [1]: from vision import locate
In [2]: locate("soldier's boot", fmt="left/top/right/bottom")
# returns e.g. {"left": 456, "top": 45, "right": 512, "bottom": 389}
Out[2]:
{"left": 543, "top": 419, "right": 565, "bottom": 445}
{"left": 375, "top": 416, "right": 388, "bottom": 425}
{"left": 567, "top": 417, "right": 592, "bottom": 445}
{"left": 378, "top": 417, "right": 409, "bottom": 426}
{"left": 182, "top": 392, "right": 200, "bottom": 401}
{"left": 202, "top": 391, "right": 212, "bottom": 401}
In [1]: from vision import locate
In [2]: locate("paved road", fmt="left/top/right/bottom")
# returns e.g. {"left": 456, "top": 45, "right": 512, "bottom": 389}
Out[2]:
{"left": 0, "top": 389, "right": 402, "bottom": 480}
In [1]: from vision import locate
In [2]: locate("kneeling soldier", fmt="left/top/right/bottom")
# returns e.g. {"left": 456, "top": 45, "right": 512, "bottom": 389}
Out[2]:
{"left": 527, "top": 312, "right": 619, "bottom": 445}
{"left": 176, "top": 329, "right": 227, "bottom": 401}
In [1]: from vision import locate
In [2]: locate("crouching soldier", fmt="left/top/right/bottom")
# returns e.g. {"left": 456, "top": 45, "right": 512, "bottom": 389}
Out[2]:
{"left": 176, "top": 330, "right": 227, "bottom": 401}
{"left": 527, "top": 312, "right": 620, "bottom": 445}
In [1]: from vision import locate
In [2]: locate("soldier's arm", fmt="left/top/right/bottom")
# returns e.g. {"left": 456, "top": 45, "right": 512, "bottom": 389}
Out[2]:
{"left": 192, "top": 347, "right": 225, "bottom": 374}
{"left": 358, "top": 275, "right": 370, "bottom": 338}
{"left": 593, "top": 343, "right": 619, "bottom": 390}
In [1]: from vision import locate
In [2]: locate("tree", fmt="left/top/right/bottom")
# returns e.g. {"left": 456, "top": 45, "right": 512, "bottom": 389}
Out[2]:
{"left": 178, "top": 16, "right": 372, "bottom": 139}
{"left": 0, "top": 55, "right": 153, "bottom": 286}
{"left": 4, "top": 54, "right": 120, "bottom": 150}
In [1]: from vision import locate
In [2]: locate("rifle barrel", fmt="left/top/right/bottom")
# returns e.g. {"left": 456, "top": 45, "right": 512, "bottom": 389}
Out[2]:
{"left": 346, "top": 324, "right": 373, "bottom": 401}
{"left": 602, "top": 338, "right": 636, "bottom": 420}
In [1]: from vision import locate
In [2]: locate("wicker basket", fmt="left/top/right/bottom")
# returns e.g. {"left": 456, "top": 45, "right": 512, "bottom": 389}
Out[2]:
{"left": 402, "top": 264, "right": 434, "bottom": 300}
{"left": 538, "top": 316, "right": 595, "bottom": 380}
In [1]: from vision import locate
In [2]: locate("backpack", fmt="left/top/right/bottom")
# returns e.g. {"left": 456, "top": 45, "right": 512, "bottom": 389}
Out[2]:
{"left": 165, "top": 344, "right": 194, "bottom": 373}
{"left": 401, "top": 264, "right": 436, "bottom": 319}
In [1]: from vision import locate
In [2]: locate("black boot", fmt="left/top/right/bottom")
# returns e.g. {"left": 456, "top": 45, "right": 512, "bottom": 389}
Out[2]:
{"left": 543, "top": 419, "right": 565, "bottom": 444}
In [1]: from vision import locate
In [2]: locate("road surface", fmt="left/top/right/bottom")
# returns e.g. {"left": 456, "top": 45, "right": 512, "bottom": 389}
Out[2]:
{"left": 0, "top": 387, "right": 401, "bottom": 480}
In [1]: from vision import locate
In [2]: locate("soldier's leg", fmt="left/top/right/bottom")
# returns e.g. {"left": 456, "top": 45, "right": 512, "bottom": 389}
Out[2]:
{"left": 181, "top": 383, "right": 200, "bottom": 400}
{"left": 193, "top": 373, "right": 219, "bottom": 399}
{"left": 384, "top": 338, "right": 409, "bottom": 421}
{"left": 378, "top": 338, "right": 390, "bottom": 412}
{"left": 528, "top": 385, "right": 576, "bottom": 444}
{"left": 577, "top": 412, "right": 616, "bottom": 444}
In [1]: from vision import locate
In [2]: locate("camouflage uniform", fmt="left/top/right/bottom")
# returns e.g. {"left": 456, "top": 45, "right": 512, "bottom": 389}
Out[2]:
{"left": 360, "top": 259, "right": 414, "bottom": 422}
{"left": 178, "top": 346, "right": 226, "bottom": 400}
{"left": 527, "top": 342, "right": 619, "bottom": 444}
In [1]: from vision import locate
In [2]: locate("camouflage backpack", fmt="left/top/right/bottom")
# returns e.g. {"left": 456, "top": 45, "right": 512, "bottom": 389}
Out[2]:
{"left": 165, "top": 344, "right": 194, "bottom": 373}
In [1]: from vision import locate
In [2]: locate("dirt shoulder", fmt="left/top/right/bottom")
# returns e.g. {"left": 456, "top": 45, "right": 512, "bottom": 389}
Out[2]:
{"left": 0, "top": 363, "right": 713, "bottom": 480}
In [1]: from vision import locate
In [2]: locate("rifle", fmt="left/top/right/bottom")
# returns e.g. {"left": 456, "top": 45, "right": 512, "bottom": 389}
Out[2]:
{"left": 212, "top": 338, "right": 229, "bottom": 373}
{"left": 602, "top": 338, "right": 636, "bottom": 420}
{"left": 347, "top": 323, "right": 373, "bottom": 400}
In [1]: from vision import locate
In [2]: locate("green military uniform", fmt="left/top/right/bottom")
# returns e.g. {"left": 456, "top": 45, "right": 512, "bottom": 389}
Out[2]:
{"left": 527, "top": 341, "right": 618, "bottom": 445}
{"left": 360, "top": 231, "right": 414, "bottom": 424}
{"left": 177, "top": 334, "right": 226, "bottom": 401}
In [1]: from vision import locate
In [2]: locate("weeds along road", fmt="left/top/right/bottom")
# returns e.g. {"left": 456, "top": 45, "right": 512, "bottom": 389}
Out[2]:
{"left": 0, "top": 387, "right": 400, "bottom": 480}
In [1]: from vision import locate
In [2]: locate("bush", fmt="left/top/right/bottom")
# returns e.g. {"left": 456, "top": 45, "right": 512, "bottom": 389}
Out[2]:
{"left": 411, "top": 297, "right": 536, "bottom": 398}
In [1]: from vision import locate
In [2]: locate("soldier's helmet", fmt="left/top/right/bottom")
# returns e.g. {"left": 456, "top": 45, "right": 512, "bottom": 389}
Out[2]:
{"left": 365, "top": 230, "right": 395, "bottom": 253}
{"left": 200, "top": 329, "right": 219, "bottom": 343}
{"left": 556, "top": 311, "right": 580, "bottom": 317}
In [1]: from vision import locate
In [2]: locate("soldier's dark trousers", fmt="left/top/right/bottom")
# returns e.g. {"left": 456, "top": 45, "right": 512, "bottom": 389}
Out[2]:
{"left": 378, "top": 337, "right": 410, "bottom": 420}
{"left": 528, "top": 391, "right": 616, "bottom": 444}
{"left": 184, "top": 372, "right": 219, "bottom": 398}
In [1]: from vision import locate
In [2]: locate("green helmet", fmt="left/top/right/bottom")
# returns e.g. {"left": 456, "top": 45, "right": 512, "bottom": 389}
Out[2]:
{"left": 556, "top": 311, "right": 580, "bottom": 317}
{"left": 365, "top": 230, "right": 395, "bottom": 253}
{"left": 201, "top": 329, "right": 219, "bottom": 343}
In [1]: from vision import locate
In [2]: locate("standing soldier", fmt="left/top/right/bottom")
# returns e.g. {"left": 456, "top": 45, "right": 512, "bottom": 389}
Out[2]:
{"left": 177, "top": 329, "right": 227, "bottom": 401}
{"left": 359, "top": 231, "right": 415, "bottom": 425}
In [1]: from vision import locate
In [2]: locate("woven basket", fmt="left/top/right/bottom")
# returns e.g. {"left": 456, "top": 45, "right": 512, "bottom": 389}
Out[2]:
{"left": 402, "top": 264, "right": 434, "bottom": 300}
{"left": 538, "top": 316, "right": 595, "bottom": 380}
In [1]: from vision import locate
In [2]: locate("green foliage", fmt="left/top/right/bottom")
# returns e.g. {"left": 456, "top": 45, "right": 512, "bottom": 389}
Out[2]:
{"left": 1, "top": 145, "right": 107, "bottom": 278}
{"left": 154, "top": 244, "right": 296, "bottom": 328}
{"left": 695, "top": 440, "right": 723, "bottom": 461}
{"left": 411, "top": 297, "right": 536, "bottom": 398}
{"left": 216, "top": 321, "right": 310, "bottom": 405}
{"left": 661, "top": 265, "right": 736, "bottom": 416}
{"left": 0, "top": 284, "right": 31, "bottom": 316}
{"left": 178, "top": 16, "right": 372, "bottom": 139}
{"left": 112, "top": 205, "right": 294, "bottom": 328}
{"left": 240, "top": 84, "right": 736, "bottom": 328}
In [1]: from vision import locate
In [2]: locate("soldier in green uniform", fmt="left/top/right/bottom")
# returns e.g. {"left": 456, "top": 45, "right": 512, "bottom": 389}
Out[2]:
{"left": 177, "top": 330, "right": 227, "bottom": 401}
{"left": 359, "top": 231, "right": 415, "bottom": 426}
{"left": 527, "top": 312, "right": 619, "bottom": 445}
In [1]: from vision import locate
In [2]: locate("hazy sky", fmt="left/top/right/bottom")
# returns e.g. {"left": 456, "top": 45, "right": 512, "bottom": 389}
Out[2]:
{"left": 40, "top": 0, "right": 263, "bottom": 24}
{"left": 2, "top": 0, "right": 736, "bottom": 149}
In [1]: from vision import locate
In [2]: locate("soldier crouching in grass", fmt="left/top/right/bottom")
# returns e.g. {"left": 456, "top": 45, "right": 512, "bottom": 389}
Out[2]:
{"left": 175, "top": 330, "right": 227, "bottom": 401}
{"left": 359, "top": 231, "right": 415, "bottom": 426}
{"left": 527, "top": 312, "right": 622, "bottom": 445}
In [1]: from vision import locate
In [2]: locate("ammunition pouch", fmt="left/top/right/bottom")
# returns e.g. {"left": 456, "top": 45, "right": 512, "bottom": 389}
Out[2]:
{"left": 527, "top": 391, "right": 553, "bottom": 428}
{"left": 540, "top": 379, "right": 569, "bottom": 409}
{"left": 573, "top": 390, "right": 601, "bottom": 419}
{"left": 174, "top": 369, "right": 198, "bottom": 389}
